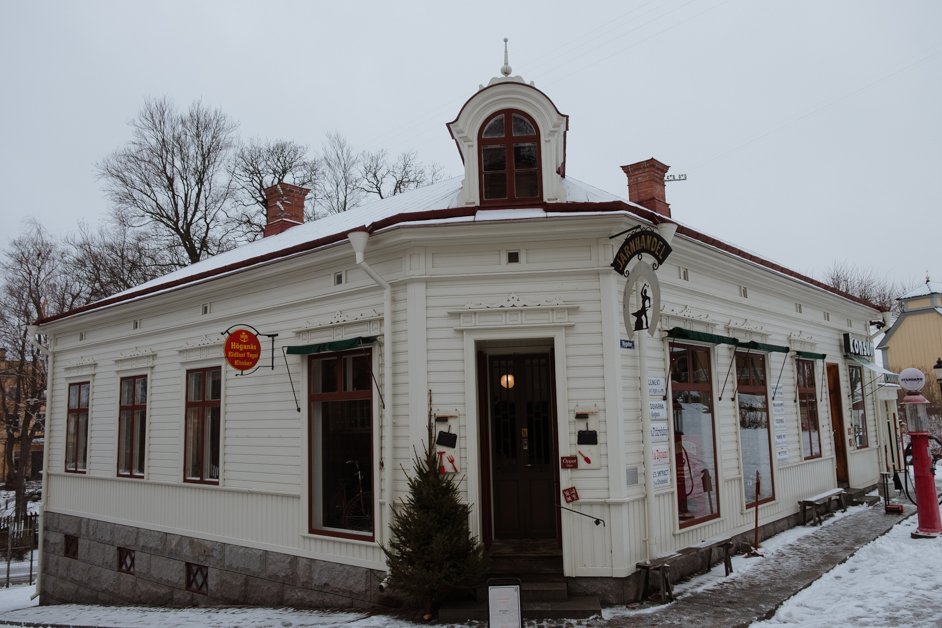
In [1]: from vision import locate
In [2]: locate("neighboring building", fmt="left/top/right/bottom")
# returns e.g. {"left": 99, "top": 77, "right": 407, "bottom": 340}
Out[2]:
{"left": 36, "top": 64, "right": 899, "bottom": 610}
{"left": 878, "top": 280, "right": 942, "bottom": 375}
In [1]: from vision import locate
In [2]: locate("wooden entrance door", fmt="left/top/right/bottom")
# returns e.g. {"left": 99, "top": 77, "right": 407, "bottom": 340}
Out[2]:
{"left": 487, "top": 353, "right": 559, "bottom": 544}
{"left": 826, "top": 363, "right": 849, "bottom": 485}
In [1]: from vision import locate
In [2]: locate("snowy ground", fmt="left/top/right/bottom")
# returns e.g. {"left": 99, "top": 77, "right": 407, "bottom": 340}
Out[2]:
{"left": 0, "top": 485, "right": 939, "bottom": 626}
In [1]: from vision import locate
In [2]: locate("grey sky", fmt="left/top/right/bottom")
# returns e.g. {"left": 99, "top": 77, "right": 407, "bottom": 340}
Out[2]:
{"left": 2, "top": 0, "right": 939, "bottom": 288}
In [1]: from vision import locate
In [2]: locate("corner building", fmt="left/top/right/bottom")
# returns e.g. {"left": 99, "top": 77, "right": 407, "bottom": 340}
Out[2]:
{"left": 37, "top": 65, "right": 900, "bottom": 607}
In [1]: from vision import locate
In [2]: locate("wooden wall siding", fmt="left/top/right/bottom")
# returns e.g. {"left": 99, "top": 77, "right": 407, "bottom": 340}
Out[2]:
{"left": 45, "top": 473, "right": 385, "bottom": 569}
{"left": 885, "top": 311, "right": 942, "bottom": 371}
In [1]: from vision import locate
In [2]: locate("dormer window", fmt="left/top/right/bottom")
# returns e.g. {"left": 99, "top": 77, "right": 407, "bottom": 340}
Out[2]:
{"left": 479, "top": 109, "right": 541, "bottom": 204}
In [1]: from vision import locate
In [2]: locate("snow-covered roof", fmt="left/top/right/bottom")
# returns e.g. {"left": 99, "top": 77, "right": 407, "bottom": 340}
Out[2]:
{"left": 899, "top": 281, "right": 942, "bottom": 299}
{"left": 39, "top": 172, "right": 881, "bottom": 325}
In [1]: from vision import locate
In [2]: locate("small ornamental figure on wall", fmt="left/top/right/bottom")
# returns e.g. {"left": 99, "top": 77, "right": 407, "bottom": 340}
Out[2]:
{"left": 632, "top": 284, "right": 652, "bottom": 331}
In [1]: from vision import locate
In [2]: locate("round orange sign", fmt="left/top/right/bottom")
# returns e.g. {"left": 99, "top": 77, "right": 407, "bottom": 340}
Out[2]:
{"left": 224, "top": 328, "right": 261, "bottom": 371}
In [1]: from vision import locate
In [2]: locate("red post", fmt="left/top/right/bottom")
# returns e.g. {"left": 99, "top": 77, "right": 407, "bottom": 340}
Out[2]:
{"left": 910, "top": 432, "right": 942, "bottom": 538}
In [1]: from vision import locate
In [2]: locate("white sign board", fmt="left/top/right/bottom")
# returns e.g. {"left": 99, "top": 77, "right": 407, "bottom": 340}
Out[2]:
{"left": 650, "top": 421, "right": 669, "bottom": 444}
{"left": 649, "top": 399, "right": 668, "bottom": 420}
{"left": 899, "top": 368, "right": 926, "bottom": 392}
{"left": 648, "top": 376, "right": 666, "bottom": 397}
{"left": 652, "top": 445, "right": 671, "bottom": 465}
{"left": 776, "top": 447, "right": 789, "bottom": 462}
{"left": 652, "top": 466, "right": 672, "bottom": 488}
{"left": 488, "top": 582, "right": 522, "bottom": 628}
{"left": 775, "top": 432, "right": 788, "bottom": 446}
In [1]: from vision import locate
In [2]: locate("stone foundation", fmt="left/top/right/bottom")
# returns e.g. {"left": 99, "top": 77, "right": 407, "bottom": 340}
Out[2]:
{"left": 40, "top": 512, "right": 397, "bottom": 609}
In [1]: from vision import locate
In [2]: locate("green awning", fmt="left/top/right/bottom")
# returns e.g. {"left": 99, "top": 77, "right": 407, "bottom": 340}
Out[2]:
{"left": 285, "top": 336, "right": 377, "bottom": 355}
{"left": 847, "top": 354, "right": 899, "bottom": 384}
{"left": 736, "top": 340, "right": 790, "bottom": 353}
{"left": 795, "top": 350, "right": 827, "bottom": 360}
{"left": 666, "top": 327, "right": 739, "bottom": 346}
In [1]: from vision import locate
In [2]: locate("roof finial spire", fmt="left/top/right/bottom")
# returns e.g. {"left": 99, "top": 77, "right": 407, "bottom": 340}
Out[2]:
{"left": 501, "top": 37, "right": 512, "bottom": 77}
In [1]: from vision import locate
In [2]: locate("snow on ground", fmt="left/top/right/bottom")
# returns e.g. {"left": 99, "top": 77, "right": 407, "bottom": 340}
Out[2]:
{"left": 0, "top": 491, "right": 940, "bottom": 625}
{"left": 754, "top": 514, "right": 942, "bottom": 627}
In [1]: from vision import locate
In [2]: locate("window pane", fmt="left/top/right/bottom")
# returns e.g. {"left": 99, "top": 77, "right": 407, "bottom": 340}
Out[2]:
{"left": 69, "top": 384, "right": 79, "bottom": 409}
{"left": 207, "top": 368, "right": 221, "bottom": 400}
{"left": 313, "top": 358, "right": 338, "bottom": 394}
{"left": 512, "top": 113, "right": 535, "bottom": 136}
{"left": 799, "top": 392, "right": 821, "bottom": 458}
{"left": 346, "top": 354, "right": 371, "bottom": 391}
{"left": 673, "top": 390, "right": 719, "bottom": 523}
{"left": 738, "top": 392, "right": 773, "bottom": 505}
{"left": 691, "top": 349, "right": 711, "bottom": 383}
{"left": 483, "top": 114, "right": 505, "bottom": 137}
{"left": 187, "top": 371, "right": 203, "bottom": 402}
{"left": 77, "top": 413, "right": 88, "bottom": 469}
{"left": 849, "top": 365, "right": 869, "bottom": 448}
{"left": 79, "top": 383, "right": 89, "bottom": 408}
{"left": 483, "top": 173, "right": 507, "bottom": 200}
{"left": 514, "top": 172, "right": 539, "bottom": 198}
{"left": 185, "top": 408, "right": 201, "bottom": 479}
{"left": 118, "top": 410, "right": 132, "bottom": 474}
{"left": 315, "top": 399, "right": 373, "bottom": 533}
{"left": 135, "top": 409, "right": 146, "bottom": 475}
{"left": 482, "top": 146, "right": 506, "bottom": 172}
{"left": 670, "top": 346, "right": 689, "bottom": 383}
{"left": 204, "top": 407, "right": 220, "bottom": 480}
{"left": 135, "top": 377, "right": 147, "bottom": 403}
{"left": 120, "top": 378, "right": 134, "bottom": 405}
{"left": 513, "top": 144, "right": 537, "bottom": 169}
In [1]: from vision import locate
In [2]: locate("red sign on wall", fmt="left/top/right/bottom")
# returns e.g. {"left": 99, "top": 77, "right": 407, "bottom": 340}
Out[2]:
{"left": 224, "top": 328, "right": 262, "bottom": 371}
{"left": 561, "top": 456, "right": 578, "bottom": 469}
{"left": 562, "top": 486, "right": 580, "bottom": 504}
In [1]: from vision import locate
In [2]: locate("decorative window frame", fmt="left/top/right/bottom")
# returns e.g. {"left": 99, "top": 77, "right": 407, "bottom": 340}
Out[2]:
{"left": 449, "top": 294, "right": 577, "bottom": 330}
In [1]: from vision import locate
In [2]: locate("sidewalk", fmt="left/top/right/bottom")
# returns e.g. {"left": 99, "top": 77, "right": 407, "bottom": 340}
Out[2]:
{"left": 601, "top": 499, "right": 912, "bottom": 627}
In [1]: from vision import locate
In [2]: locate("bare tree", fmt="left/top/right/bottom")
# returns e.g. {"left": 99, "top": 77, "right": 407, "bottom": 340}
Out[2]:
{"left": 821, "top": 261, "right": 905, "bottom": 313}
{"left": 316, "top": 132, "right": 363, "bottom": 215}
{"left": 230, "top": 139, "right": 320, "bottom": 240}
{"left": 358, "top": 149, "right": 443, "bottom": 199}
{"left": 65, "top": 219, "right": 169, "bottom": 301}
{"left": 97, "top": 98, "right": 239, "bottom": 265}
{"left": 0, "top": 222, "right": 79, "bottom": 518}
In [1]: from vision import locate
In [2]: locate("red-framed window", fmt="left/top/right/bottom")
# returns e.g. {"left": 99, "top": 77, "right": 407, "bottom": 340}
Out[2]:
{"left": 478, "top": 109, "right": 541, "bottom": 205}
{"left": 184, "top": 367, "right": 221, "bottom": 484}
{"left": 65, "top": 382, "right": 89, "bottom": 473}
{"left": 736, "top": 352, "right": 775, "bottom": 508}
{"left": 848, "top": 364, "right": 869, "bottom": 448}
{"left": 669, "top": 343, "right": 720, "bottom": 527}
{"left": 796, "top": 358, "right": 822, "bottom": 459}
{"left": 308, "top": 348, "right": 374, "bottom": 539}
{"left": 117, "top": 375, "right": 147, "bottom": 478}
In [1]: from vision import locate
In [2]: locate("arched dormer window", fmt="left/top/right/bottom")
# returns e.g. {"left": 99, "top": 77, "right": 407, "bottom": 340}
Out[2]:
{"left": 478, "top": 109, "right": 541, "bottom": 204}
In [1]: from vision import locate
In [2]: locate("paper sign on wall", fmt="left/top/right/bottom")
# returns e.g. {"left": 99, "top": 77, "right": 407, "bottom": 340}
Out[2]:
{"left": 775, "top": 432, "right": 788, "bottom": 446}
{"left": 648, "top": 377, "right": 666, "bottom": 397}
{"left": 652, "top": 467, "right": 672, "bottom": 488}
{"left": 650, "top": 422, "right": 669, "bottom": 444}
{"left": 649, "top": 400, "right": 668, "bottom": 420}
{"left": 776, "top": 447, "right": 789, "bottom": 462}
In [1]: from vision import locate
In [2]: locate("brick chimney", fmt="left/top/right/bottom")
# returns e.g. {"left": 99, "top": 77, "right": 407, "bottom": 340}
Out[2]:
{"left": 621, "top": 158, "right": 671, "bottom": 218}
{"left": 263, "top": 182, "right": 309, "bottom": 237}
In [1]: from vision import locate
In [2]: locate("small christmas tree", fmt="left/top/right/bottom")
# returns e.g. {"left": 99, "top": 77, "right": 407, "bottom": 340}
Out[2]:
{"left": 382, "top": 414, "right": 487, "bottom": 619}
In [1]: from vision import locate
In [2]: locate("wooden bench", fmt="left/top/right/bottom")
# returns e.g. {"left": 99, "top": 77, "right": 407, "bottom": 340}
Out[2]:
{"left": 690, "top": 536, "right": 736, "bottom": 576}
{"left": 798, "top": 488, "right": 846, "bottom": 526}
{"left": 635, "top": 554, "right": 680, "bottom": 603}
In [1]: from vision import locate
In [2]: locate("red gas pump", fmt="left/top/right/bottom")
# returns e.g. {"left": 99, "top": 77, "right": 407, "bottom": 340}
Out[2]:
{"left": 899, "top": 368, "right": 942, "bottom": 538}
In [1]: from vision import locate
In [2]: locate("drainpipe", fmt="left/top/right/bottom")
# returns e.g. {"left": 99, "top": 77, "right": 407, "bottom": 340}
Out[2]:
{"left": 638, "top": 221, "right": 678, "bottom": 562}
{"left": 347, "top": 231, "right": 393, "bottom": 551}
{"left": 26, "top": 324, "right": 49, "bottom": 600}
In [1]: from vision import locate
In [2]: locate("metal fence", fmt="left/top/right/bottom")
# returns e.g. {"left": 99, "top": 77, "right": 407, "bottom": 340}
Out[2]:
{"left": 0, "top": 513, "right": 39, "bottom": 586}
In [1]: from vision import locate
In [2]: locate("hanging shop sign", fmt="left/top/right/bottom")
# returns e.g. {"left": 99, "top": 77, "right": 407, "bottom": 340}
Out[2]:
{"left": 610, "top": 226, "right": 673, "bottom": 339}
{"left": 221, "top": 324, "right": 278, "bottom": 376}
{"left": 224, "top": 328, "right": 261, "bottom": 371}
{"left": 610, "top": 226, "right": 673, "bottom": 275}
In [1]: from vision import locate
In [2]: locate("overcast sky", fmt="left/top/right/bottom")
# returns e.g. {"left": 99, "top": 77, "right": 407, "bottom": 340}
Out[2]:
{"left": 2, "top": 0, "right": 940, "bottom": 289}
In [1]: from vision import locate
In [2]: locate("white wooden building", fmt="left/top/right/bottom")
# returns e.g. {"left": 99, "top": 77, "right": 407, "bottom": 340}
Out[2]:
{"left": 36, "top": 65, "right": 900, "bottom": 608}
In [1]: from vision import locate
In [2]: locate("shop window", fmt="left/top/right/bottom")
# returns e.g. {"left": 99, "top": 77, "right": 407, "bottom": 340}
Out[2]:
{"left": 736, "top": 352, "right": 775, "bottom": 507}
{"left": 796, "top": 359, "right": 822, "bottom": 459}
{"left": 184, "top": 367, "right": 222, "bottom": 484}
{"left": 669, "top": 343, "right": 720, "bottom": 527}
{"left": 848, "top": 364, "right": 869, "bottom": 448}
{"left": 65, "top": 382, "right": 90, "bottom": 473}
{"left": 479, "top": 109, "right": 541, "bottom": 205}
{"left": 117, "top": 375, "right": 147, "bottom": 478}
{"left": 309, "top": 349, "right": 374, "bottom": 538}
